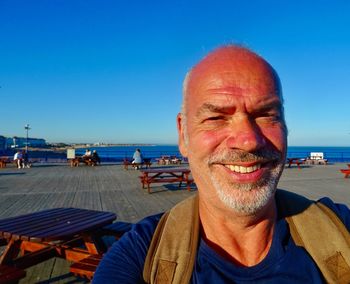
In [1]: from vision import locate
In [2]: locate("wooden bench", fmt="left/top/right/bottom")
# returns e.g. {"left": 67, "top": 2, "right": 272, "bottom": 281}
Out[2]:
{"left": 98, "top": 221, "right": 133, "bottom": 238}
{"left": 68, "top": 158, "right": 80, "bottom": 167}
{"left": 304, "top": 152, "right": 328, "bottom": 165}
{"left": 70, "top": 221, "right": 131, "bottom": 278}
{"left": 0, "top": 160, "right": 7, "bottom": 168}
{"left": 141, "top": 176, "right": 194, "bottom": 193}
{"left": 123, "top": 159, "right": 152, "bottom": 170}
{"left": 94, "top": 221, "right": 133, "bottom": 248}
{"left": 70, "top": 254, "right": 102, "bottom": 280}
{"left": 139, "top": 168, "right": 194, "bottom": 193}
{"left": 82, "top": 157, "right": 98, "bottom": 167}
{"left": 0, "top": 157, "right": 11, "bottom": 168}
{"left": 286, "top": 158, "right": 304, "bottom": 169}
{"left": 156, "top": 156, "right": 181, "bottom": 165}
{"left": 340, "top": 169, "right": 350, "bottom": 178}
{"left": 0, "top": 265, "right": 26, "bottom": 283}
{"left": 68, "top": 157, "right": 98, "bottom": 167}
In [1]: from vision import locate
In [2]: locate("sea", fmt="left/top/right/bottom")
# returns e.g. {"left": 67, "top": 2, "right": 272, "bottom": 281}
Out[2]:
{"left": 76, "top": 145, "right": 350, "bottom": 163}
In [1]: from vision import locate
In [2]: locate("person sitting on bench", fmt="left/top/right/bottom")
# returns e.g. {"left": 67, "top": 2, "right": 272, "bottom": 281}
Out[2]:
{"left": 132, "top": 148, "right": 143, "bottom": 169}
{"left": 13, "top": 150, "right": 23, "bottom": 169}
{"left": 92, "top": 150, "right": 101, "bottom": 165}
{"left": 83, "top": 149, "right": 92, "bottom": 158}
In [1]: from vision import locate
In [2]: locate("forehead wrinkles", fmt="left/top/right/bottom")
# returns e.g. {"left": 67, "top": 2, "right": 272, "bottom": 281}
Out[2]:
{"left": 186, "top": 65, "right": 279, "bottom": 108}
{"left": 194, "top": 95, "right": 282, "bottom": 118}
{"left": 187, "top": 71, "right": 280, "bottom": 111}
{"left": 182, "top": 47, "right": 284, "bottom": 123}
{"left": 190, "top": 67, "right": 277, "bottom": 92}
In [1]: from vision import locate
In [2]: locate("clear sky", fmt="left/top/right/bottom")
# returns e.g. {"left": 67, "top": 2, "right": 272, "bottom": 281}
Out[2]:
{"left": 1, "top": 0, "right": 350, "bottom": 146}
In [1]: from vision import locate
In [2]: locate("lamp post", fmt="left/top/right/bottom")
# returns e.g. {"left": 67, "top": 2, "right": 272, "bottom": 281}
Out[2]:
{"left": 24, "top": 124, "right": 31, "bottom": 153}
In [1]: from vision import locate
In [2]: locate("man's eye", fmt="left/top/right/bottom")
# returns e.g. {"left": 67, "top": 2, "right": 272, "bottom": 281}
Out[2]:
{"left": 256, "top": 114, "right": 281, "bottom": 122}
{"left": 203, "top": 116, "right": 225, "bottom": 122}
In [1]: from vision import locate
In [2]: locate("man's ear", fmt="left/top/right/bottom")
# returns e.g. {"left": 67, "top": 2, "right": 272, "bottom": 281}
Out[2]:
{"left": 177, "top": 113, "right": 188, "bottom": 157}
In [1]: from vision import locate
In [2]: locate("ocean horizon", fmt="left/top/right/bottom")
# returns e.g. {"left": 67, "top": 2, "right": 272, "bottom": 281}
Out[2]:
{"left": 76, "top": 145, "right": 350, "bottom": 162}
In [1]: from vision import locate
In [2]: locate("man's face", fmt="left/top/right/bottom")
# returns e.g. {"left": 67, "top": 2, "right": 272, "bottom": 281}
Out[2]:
{"left": 177, "top": 47, "right": 287, "bottom": 214}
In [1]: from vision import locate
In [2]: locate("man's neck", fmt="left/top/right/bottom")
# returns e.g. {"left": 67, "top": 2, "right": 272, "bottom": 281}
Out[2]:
{"left": 199, "top": 197, "right": 276, "bottom": 267}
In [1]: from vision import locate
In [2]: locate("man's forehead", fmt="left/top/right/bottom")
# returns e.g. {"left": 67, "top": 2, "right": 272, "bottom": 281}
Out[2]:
{"left": 194, "top": 93, "right": 282, "bottom": 113}
{"left": 187, "top": 70, "right": 280, "bottom": 102}
{"left": 187, "top": 48, "right": 279, "bottom": 95}
{"left": 192, "top": 47, "right": 272, "bottom": 74}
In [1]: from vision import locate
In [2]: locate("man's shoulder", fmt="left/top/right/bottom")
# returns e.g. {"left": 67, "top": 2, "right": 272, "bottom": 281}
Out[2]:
{"left": 131, "top": 212, "right": 164, "bottom": 237}
{"left": 93, "top": 213, "right": 164, "bottom": 282}
{"left": 113, "top": 212, "right": 164, "bottom": 253}
{"left": 317, "top": 197, "right": 350, "bottom": 230}
{"left": 276, "top": 190, "right": 350, "bottom": 231}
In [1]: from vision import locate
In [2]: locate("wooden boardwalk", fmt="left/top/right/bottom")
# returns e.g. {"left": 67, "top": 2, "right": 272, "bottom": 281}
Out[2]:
{"left": 0, "top": 162, "right": 349, "bottom": 283}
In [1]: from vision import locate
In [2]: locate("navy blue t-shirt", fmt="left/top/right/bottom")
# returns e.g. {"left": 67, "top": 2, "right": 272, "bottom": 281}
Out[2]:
{"left": 93, "top": 197, "right": 350, "bottom": 283}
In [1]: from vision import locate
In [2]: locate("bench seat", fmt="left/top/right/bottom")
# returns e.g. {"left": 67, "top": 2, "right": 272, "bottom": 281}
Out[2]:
{"left": 340, "top": 169, "right": 350, "bottom": 178}
{"left": 140, "top": 177, "right": 193, "bottom": 184}
{"left": 99, "top": 221, "right": 133, "bottom": 239}
{"left": 0, "top": 158, "right": 11, "bottom": 168}
{"left": 139, "top": 176, "right": 194, "bottom": 193}
{"left": 123, "top": 160, "right": 151, "bottom": 170}
{"left": 70, "top": 254, "right": 102, "bottom": 280}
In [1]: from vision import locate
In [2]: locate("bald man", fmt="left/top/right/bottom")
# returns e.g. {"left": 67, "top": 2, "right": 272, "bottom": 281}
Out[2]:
{"left": 93, "top": 46, "right": 350, "bottom": 283}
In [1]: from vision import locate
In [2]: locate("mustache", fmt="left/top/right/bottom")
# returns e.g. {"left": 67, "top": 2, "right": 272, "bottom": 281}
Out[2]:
{"left": 208, "top": 148, "right": 282, "bottom": 164}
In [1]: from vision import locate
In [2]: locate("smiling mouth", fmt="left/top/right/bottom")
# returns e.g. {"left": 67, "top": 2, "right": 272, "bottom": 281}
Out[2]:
{"left": 224, "top": 164, "right": 262, "bottom": 173}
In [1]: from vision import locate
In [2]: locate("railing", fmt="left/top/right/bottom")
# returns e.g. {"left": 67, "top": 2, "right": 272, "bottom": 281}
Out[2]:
{"left": 3, "top": 150, "right": 350, "bottom": 163}
{"left": 75, "top": 150, "right": 183, "bottom": 162}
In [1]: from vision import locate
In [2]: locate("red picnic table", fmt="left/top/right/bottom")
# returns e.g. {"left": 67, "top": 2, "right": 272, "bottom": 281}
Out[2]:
{"left": 140, "top": 168, "right": 194, "bottom": 193}
{"left": 340, "top": 164, "right": 350, "bottom": 178}
{"left": 0, "top": 157, "right": 11, "bottom": 168}
{"left": 286, "top": 158, "right": 304, "bottom": 169}
{"left": 0, "top": 207, "right": 116, "bottom": 281}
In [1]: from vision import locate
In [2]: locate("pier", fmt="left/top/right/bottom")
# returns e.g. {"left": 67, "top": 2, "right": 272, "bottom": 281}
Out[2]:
{"left": 0, "top": 162, "right": 349, "bottom": 283}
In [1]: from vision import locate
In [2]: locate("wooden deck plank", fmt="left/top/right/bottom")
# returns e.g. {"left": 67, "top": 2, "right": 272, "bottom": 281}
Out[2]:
{"left": 19, "top": 258, "right": 56, "bottom": 283}
{"left": 49, "top": 258, "right": 88, "bottom": 284}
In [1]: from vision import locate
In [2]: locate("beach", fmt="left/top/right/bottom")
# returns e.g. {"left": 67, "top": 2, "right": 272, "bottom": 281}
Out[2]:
{"left": 0, "top": 162, "right": 349, "bottom": 282}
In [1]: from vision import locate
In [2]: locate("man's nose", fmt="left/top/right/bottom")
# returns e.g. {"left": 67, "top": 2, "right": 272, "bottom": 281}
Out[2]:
{"left": 225, "top": 118, "right": 266, "bottom": 152}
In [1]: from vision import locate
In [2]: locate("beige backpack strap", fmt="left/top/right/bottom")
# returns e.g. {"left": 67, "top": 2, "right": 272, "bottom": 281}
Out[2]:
{"left": 276, "top": 189, "right": 350, "bottom": 284}
{"left": 143, "top": 194, "right": 199, "bottom": 284}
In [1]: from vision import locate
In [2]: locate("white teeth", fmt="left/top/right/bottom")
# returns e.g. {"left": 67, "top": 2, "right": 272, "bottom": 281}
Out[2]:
{"left": 225, "top": 164, "right": 261, "bottom": 173}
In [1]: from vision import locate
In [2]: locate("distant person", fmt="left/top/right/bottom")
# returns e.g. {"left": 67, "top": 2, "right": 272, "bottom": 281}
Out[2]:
{"left": 132, "top": 149, "right": 143, "bottom": 169}
{"left": 13, "top": 150, "right": 23, "bottom": 169}
{"left": 94, "top": 45, "right": 350, "bottom": 283}
{"left": 92, "top": 150, "right": 101, "bottom": 165}
{"left": 83, "top": 149, "right": 92, "bottom": 157}
{"left": 22, "top": 150, "right": 30, "bottom": 168}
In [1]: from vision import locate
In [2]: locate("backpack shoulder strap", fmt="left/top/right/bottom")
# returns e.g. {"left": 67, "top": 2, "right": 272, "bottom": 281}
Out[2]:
{"left": 276, "top": 189, "right": 350, "bottom": 284}
{"left": 143, "top": 194, "right": 199, "bottom": 284}
{"left": 144, "top": 190, "right": 350, "bottom": 284}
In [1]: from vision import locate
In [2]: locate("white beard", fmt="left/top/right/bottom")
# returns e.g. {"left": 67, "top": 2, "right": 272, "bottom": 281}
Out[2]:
{"left": 210, "top": 162, "right": 284, "bottom": 215}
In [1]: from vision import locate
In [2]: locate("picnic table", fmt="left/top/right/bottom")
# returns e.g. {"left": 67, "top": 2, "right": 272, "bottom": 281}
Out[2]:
{"left": 139, "top": 168, "right": 194, "bottom": 193}
{"left": 156, "top": 156, "right": 182, "bottom": 165}
{"left": 340, "top": 164, "right": 350, "bottom": 178}
{"left": 0, "top": 156, "right": 11, "bottom": 168}
{"left": 68, "top": 156, "right": 99, "bottom": 167}
{"left": 286, "top": 158, "right": 304, "bottom": 169}
{"left": 123, "top": 158, "right": 152, "bottom": 170}
{"left": 0, "top": 207, "right": 116, "bottom": 281}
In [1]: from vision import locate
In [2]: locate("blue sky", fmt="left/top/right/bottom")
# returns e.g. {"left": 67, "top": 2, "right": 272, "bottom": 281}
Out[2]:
{"left": 1, "top": 0, "right": 350, "bottom": 146}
